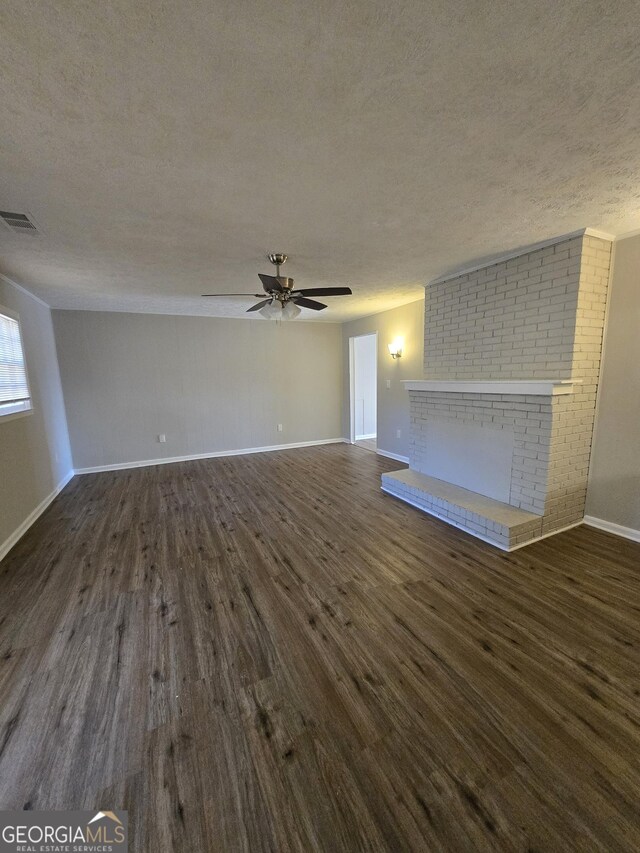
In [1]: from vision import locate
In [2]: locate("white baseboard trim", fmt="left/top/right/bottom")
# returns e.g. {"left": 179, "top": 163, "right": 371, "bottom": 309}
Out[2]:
{"left": 376, "top": 448, "right": 410, "bottom": 464}
{"left": 584, "top": 516, "right": 640, "bottom": 543}
{"left": 355, "top": 433, "right": 377, "bottom": 441}
{"left": 0, "top": 469, "right": 75, "bottom": 562}
{"left": 74, "top": 438, "right": 346, "bottom": 475}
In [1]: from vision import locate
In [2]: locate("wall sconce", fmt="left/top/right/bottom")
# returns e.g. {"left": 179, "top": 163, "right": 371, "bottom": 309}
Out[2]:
{"left": 388, "top": 337, "right": 403, "bottom": 359}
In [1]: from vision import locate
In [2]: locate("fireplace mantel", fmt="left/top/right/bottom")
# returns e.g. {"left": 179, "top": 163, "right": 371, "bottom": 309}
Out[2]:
{"left": 402, "top": 379, "right": 579, "bottom": 396}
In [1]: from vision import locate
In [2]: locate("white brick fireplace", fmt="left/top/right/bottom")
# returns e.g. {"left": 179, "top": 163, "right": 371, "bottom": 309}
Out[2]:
{"left": 382, "top": 231, "right": 612, "bottom": 549}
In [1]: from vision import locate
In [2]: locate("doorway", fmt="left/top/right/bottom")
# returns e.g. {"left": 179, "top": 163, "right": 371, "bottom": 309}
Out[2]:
{"left": 349, "top": 332, "right": 377, "bottom": 452}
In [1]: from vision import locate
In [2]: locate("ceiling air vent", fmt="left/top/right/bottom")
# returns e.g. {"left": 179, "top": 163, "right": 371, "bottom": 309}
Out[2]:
{"left": 0, "top": 211, "right": 38, "bottom": 233}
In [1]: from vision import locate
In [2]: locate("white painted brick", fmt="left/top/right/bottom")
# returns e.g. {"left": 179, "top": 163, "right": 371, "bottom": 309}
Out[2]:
{"left": 405, "top": 235, "right": 612, "bottom": 545}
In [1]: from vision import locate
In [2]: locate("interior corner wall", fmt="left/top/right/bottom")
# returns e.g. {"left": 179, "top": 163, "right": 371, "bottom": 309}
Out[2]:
{"left": 586, "top": 233, "right": 640, "bottom": 534}
{"left": 0, "top": 279, "right": 73, "bottom": 557}
{"left": 341, "top": 300, "right": 424, "bottom": 459}
{"left": 53, "top": 310, "right": 343, "bottom": 470}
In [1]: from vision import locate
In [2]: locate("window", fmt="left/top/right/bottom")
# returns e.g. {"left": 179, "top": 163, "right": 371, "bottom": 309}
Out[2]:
{"left": 0, "top": 306, "right": 32, "bottom": 419}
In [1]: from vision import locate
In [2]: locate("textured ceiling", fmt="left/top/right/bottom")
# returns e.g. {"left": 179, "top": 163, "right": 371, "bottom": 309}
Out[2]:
{"left": 1, "top": 0, "right": 639, "bottom": 322}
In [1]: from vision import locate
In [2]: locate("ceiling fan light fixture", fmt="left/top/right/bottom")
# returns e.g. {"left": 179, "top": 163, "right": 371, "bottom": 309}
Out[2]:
{"left": 282, "top": 300, "right": 301, "bottom": 320}
{"left": 260, "top": 299, "right": 283, "bottom": 319}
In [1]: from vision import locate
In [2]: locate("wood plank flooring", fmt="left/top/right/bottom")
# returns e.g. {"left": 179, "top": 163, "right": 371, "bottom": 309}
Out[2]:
{"left": 1, "top": 443, "right": 639, "bottom": 851}
{"left": 354, "top": 438, "right": 377, "bottom": 453}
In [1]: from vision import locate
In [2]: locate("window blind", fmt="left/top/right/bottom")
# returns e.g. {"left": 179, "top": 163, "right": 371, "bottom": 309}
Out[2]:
{"left": 0, "top": 310, "right": 31, "bottom": 416}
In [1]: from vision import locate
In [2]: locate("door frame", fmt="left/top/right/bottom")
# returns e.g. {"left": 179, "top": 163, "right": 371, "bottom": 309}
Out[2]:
{"left": 348, "top": 331, "right": 378, "bottom": 444}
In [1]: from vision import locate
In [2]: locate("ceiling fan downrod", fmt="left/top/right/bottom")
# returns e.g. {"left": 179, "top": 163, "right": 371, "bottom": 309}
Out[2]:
{"left": 267, "top": 253, "right": 292, "bottom": 302}
{"left": 267, "top": 252, "right": 288, "bottom": 279}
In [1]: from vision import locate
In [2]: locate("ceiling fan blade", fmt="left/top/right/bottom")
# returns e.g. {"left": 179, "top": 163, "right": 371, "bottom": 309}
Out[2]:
{"left": 258, "top": 274, "right": 283, "bottom": 293}
{"left": 293, "top": 297, "right": 327, "bottom": 311}
{"left": 246, "top": 299, "right": 271, "bottom": 313}
{"left": 201, "top": 293, "right": 265, "bottom": 297}
{"left": 290, "top": 287, "right": 352, "bottom": 297}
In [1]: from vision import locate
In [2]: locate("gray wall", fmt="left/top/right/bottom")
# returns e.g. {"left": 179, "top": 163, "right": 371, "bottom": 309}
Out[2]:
{"left": 0, "top": 279, "right": 72, "bottom": 555}
{"left": 587, "top": 233, "right": 640, "bottom": 532}
{"left": 342, "top": 300, "right": 424, "bottom": 459}
{"left": 53, "top": 310, "right": 343, "bottom": 470}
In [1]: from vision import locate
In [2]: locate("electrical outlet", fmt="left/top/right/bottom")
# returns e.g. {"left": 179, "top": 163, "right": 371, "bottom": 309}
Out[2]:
{"left": 277, "top": 424, "right": 283, "bottom": 432}
{"left": 386, "top": 379, "right": 391, "bottom": 389}
{"left": 396, "top": 429, "right": 401, "bottom": 439}
{"left": 157, "top": 434, "right": 166, "bottom": 443}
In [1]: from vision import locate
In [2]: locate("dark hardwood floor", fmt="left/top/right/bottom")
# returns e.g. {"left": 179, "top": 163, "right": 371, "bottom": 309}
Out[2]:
{"left": 1, "top": 444, "right": 639, "bottom": 851}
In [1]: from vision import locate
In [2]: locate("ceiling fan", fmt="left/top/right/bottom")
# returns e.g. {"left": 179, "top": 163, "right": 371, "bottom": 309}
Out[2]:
{"left": 202, "top": 253, "right": 352, "bottom": 319}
